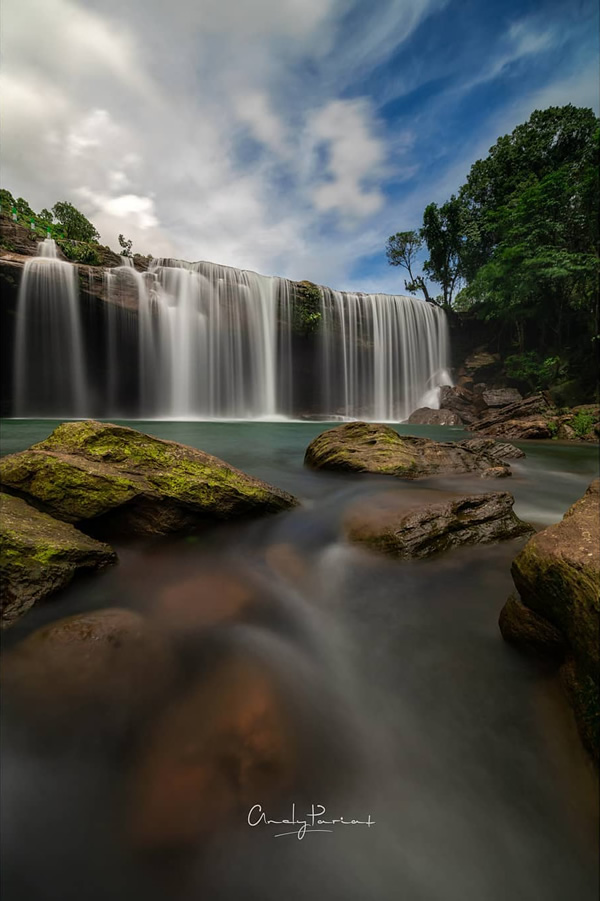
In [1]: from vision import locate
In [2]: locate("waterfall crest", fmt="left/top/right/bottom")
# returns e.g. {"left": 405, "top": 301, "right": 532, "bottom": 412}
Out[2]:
{"left": 12, "top": 250, "right": 451, "bottom": 421}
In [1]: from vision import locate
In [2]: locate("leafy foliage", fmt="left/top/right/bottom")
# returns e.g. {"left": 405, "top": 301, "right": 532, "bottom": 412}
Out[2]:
{"left": 118, "top": 234, "right": 133, "bottom": 257}
{"left": 385, "top": 230, "right": 431, "bottom": 301}
{"left": 387, "top": 104, "right": 600, "bottom": 394}
{"left": 56, "top": 238, "right": 101, "bottom": 266}
{"left": 292, "top": 281, "right": 322, "bottom": 335}
{"left": 571, "top": 410, "right": 595, "bottom": 438}
{"left": 52, "top": 201, "right": 100, "bottom": 242}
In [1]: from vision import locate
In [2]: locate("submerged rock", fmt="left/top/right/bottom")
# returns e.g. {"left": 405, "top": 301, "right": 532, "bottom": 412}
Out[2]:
{"left": 345, "top": 491, "right": 532, "bottom": 559}
{"left": 0, "top": 420, "right": 297, "bottom": 538}
{"left": 0, "top": 493, "right": 116, "bottom": 629}
{"left": 499, "top": 480, "right": 600, "bottom": 763}
{"left": 0, "top": 608, "right": 174, "bottom": 742}
{"left": 406, "top": 407, "right": 463, "bottom": 426}
{"left": 128, "top": 653, "right": 297, "bottom": 850}
{"left": 304, "top": 421, "right": 514, "bottom": 479}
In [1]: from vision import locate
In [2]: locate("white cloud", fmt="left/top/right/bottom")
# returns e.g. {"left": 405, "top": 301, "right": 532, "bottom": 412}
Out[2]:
{"left": 310, "top": 99, "right": 386, "bottom": 218}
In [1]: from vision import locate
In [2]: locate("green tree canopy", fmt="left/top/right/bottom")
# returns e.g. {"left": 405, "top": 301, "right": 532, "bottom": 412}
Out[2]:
{"left": 52, "top": 201, "right": 100, "bottom": 242}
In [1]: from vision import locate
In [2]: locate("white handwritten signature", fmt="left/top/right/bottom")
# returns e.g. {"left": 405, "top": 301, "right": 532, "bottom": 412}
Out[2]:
{"left": 247, "top": 803, "right": 376, "bottom": 839}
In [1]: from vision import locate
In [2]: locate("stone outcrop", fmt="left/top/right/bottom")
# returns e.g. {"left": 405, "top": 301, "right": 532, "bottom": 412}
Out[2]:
{"left": 469, "top": 393, "right": 554, "bottom": 439}
{"left": 304, "top": 421, "right": 517, "bottom": 479}
{"left": 0, "top": 420, "right": 298, "bottom": 538}
{"left": 0, "top": 493, "right": 116, "bottom": 629}
{"left": 439, "top": 385, "right": 488, "bottom": 425}
{"left": 406, "top": 407, "right": 463, "bottom": 426}
{"left": 345, "top": 491, "right": 532, "bottom": 559}
{"left": 481, "top": 387, "right": 523, "bottom": 407}
{"left": 499, "top": 480, "right": 600, "bottom": 763}
{"left": 459, "top": 437, "right": 525, "bottom": 461}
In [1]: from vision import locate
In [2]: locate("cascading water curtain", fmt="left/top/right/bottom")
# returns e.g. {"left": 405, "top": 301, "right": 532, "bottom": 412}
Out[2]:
{"left": 319, "top": 288, "right": 451, "bottom": 421}
{"left": 14, "top": 239, "right": 89, "bottom": 417}
{"left": 12, "top": 247, "right": 450, "bottom": 421}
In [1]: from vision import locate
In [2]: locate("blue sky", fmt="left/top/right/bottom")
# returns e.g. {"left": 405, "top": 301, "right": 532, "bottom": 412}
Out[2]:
{"left": 2, "top": 0, "right": 598, "bottom": 291}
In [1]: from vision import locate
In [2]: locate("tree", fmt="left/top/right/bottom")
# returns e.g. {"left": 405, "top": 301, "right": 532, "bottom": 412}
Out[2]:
{"left": 52, "top": 201, "right": 100, "bottom": 242}
{"left": 420, "top": 196, "right": 466, "bottom": 308}
{"left": 385, "top": 230, "right": 431, "bottom": 301}
{"left": 0, "top": 188, "right": 15, "bottom": 215}
{"left": 38, "top": 208, "right": 54, "bottom": 223}
{"left": 459, "top": 104, "right": 599, "bottom": 278}
{"left": 118, "top": 233, "right": 133, "bottom": 257}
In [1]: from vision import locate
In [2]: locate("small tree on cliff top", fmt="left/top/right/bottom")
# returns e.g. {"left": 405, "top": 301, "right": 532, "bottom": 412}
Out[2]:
{"left": 52, "top": 201, "right": 100, "bottom": 242}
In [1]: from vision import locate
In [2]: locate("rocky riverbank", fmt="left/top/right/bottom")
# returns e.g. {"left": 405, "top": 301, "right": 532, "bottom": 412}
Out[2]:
{"left": 499, "top": 480, "right": 600, "bottom": 766}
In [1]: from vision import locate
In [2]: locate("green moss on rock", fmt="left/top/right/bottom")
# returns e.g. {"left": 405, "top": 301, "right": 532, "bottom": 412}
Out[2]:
{"left": 0, "top": 493, "right": 117, "bottom": 629}
{"left": 500, "top": 479, "right": 600, "bottom": 764}
{"left": 304, "top": 421, "right": 512, "bottom": 479}
{"left": 0, "top": 420, "right": 298, "bottom": 538}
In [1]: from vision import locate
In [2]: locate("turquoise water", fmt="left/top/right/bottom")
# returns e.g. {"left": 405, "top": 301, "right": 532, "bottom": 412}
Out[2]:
{"left": 1, "top": 420, "right": 598, "bottom": 901}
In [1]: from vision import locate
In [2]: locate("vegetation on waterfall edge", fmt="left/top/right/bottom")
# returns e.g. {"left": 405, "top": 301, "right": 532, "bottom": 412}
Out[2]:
{"left": 386, "top": 104, "right": 600, "bottom": 399}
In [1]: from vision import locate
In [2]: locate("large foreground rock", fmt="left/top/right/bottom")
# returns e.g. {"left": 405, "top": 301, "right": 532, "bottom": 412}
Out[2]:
{"left": 0, "top": 493, "right": 116, "bottom": 629}
{"left": 304, "top": 421, "right": 518, "bottom": 479}
{"left": 499, "top": 480, "right": 600, "bottom": 763}
{"left": 346, "top": 491, "right": 532, "bottom": 559}
{"left": 0, "top": 420, "right": 297, "bottom": 538}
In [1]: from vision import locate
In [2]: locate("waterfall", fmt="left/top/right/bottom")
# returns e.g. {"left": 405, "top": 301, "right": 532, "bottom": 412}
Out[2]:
{"left": 10, "top": 251, "right": 451, "bottom": 421}
{"left": 138, "top": 260, "right": 281, "bottom": 419}
{"left": 13, "top": 239, "right": 88, "bottom": 417}
{"left": 320, "top": 288, "right": 451, "bottom": 421}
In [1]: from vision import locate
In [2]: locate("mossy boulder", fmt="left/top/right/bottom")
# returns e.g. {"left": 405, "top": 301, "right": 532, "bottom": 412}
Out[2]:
{"left": 499, "top": 480, "right": 600, "bottom": 763}
{"left": 304, "top": 421, "right": 515, "bottom": 479}
{"left": 0, "top": 493, "right": 116, "bottom": 629}
{"left": 345, "top": 491, "right": 532, "bottom": 559}
{"left": 0, "top": 420, "right": 297, "bottom": 538}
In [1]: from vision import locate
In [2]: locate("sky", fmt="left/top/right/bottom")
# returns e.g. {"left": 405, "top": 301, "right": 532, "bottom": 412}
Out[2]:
{"left": 1, "top": 0, "right": 599, "bottom": 291}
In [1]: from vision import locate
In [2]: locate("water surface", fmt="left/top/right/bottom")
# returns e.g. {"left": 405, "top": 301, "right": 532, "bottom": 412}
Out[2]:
{"left": 1, "top": 421, "right": 598, "bottom": 901}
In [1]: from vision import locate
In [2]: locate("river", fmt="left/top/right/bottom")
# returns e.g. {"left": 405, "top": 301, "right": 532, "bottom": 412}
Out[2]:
{"left": 1, "top": 420, "right": 598, "bottom": 901}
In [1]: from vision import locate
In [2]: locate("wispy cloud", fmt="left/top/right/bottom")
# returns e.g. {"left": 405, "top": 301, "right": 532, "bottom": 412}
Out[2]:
{"left": 1, "top": 0, "right": 597, "bottom": 290}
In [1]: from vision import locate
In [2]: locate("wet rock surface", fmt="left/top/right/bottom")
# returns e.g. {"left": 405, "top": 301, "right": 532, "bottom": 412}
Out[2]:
{"left": 345, "top": 490, "right": 532, "bottom": 559}
{"left": 304, "top": 421, "right": 515, "bottom": 479}
{"left": 499, "top": 480, "right": 600, "bottom": 763}
{"left": 0, "top": 492, "right": 116, "bottom": 629}
{"left": 406, "top": 407, "right": 463, "bottom": 426}
{"left": 0, "top": 420, "right": 298, "bottom": 538}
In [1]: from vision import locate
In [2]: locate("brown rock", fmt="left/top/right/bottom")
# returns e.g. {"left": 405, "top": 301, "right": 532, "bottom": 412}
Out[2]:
{"left": 128, "top": 653, "right": 297, "bottom": 850}
{"left": 500, "top": 480, "right": 600, "bottom": 763}
{"left": 406, "top": 407, "right": 463, "bottom": 426}
{"left": 470, "top": 393, "right": 554, "bottom": 439}
{"left": 481, "top": 388, "right": 523, "bottom": 407}
{"left": 1, "top": 608, "right": 174, "bottom": 740}
{"left": 439, "top": 385, "right": 488, "bottom": 425}
{"left": 304, "top": 422, "right": 514, "bottom": 479}
{"left": 499, "top": 593, "right": 566, "bottom": 661}
{"left": 345, "top": 490, "right": 532, "bottom": 559}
